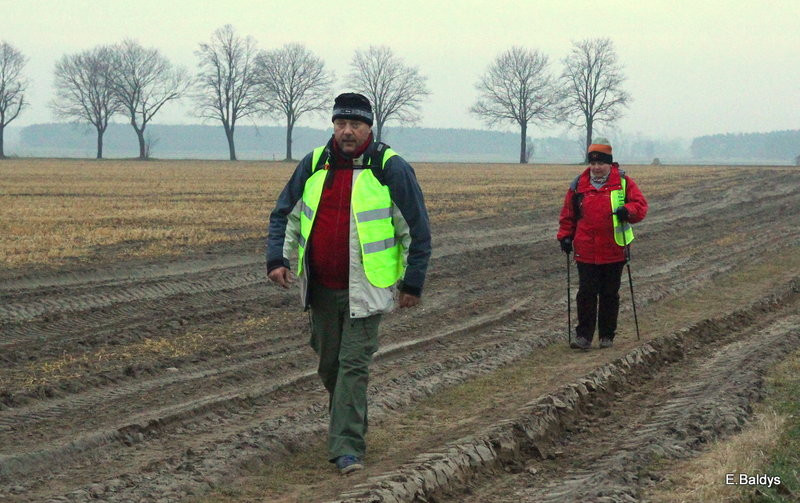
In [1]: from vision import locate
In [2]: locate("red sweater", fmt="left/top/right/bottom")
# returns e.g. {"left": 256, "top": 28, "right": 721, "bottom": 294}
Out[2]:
{"left": 308, "top": 136, "right": 372, "bottom": 289}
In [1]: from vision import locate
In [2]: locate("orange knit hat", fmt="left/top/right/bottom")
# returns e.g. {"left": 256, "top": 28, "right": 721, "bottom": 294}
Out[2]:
{"left": 587, "top": 137, "right": 612, "bottom": 162}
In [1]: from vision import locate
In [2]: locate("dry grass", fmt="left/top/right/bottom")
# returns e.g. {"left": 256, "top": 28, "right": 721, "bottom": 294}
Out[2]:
{"left": 5, "top": 330, "right": 211, "bottom": 390}
{"left": 646, "top": 411, "right": 787, "bottom": 503}
{"left": 2, "top": 314, "right": 283, "bottom": 392}
{"left": 645, "top": 348, "right": 800, "bottom": 503}
{"left": 0, "top": 158, "right": 292, "bottom": 267}
{"left": 0, "top": 158, "right": 754, "bottom": 268}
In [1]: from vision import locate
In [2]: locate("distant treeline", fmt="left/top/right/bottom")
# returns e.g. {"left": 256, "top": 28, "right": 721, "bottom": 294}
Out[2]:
{"left": 16, "top": 123, "right": 581, "bottom": 163}
{"left": 12, "top": 123, "right": 800, "bottom": 164}
{"left": 691, "top": 130, "right": 800, "bottom": 162}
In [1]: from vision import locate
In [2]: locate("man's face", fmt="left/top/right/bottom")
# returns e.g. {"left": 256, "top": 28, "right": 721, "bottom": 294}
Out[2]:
{"left": 333, "top": 119, "right": 371, "bottom": 154}
{"left": 589, "top": 160, "right": 611, "bottom": 178}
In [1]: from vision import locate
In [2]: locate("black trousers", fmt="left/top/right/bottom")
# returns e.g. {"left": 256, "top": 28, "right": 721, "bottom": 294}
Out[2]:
{"left": 575, "top": 261, "right": 626, "bottom": 342}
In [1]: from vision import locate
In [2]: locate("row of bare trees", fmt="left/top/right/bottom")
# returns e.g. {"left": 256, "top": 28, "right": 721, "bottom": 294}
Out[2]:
{"left": 471, "top": 38, "right": 630, "bottom": 163}
{"left": 193, "top": 26, "right": 429, "bottom": 161}
{"left": 52, "top": 41, "right": 191, "bottom": 159}
{"left": 1, "top": 32, "right": 628, "bottom": 163}
{"left": 43, "top": 25, "right": 429, "bottom": 161}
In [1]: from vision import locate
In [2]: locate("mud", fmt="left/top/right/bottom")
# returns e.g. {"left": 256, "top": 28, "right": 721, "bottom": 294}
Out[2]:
{"left": 335, "top": 281, "right": 800, "bottom": 502}
{"left": 1, "top": 166, "right": 799, "bottom": 502}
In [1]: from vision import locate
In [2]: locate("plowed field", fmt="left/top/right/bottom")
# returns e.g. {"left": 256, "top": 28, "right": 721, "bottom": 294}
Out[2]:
{"left": 1, "top": 160, "right": 798, "bottom": 502}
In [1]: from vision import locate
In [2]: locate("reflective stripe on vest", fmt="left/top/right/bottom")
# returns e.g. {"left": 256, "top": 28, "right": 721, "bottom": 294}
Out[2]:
{"left": 297, "top": 145, "right": 404, "bottom": 288}
{"left": 296, "top": 146, "right": 328, "bottom": 277}
{"left": 610, "top": 176, "right": 635, "bottom": 246}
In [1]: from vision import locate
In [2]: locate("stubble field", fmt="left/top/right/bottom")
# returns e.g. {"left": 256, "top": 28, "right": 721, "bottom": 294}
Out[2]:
{"left": 0, "top": 158, "right": 798, "bottom": 502}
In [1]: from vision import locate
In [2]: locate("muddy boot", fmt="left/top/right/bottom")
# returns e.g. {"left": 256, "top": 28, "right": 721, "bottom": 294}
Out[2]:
{"left": 570, "top": 336, "right": 591, "bottom": 350}
{"left": 599, "top": 337, "right": 614, "bottom": 348}
{"left": 335, "top": 455, "right": 364, "bottom": 475}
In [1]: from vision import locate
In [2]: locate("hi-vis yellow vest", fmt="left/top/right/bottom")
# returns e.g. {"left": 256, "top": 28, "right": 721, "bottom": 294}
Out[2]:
{"left": 296, "top": 146, "right": 405, "bottom": 288}
{"left": 610, "top": 177, "right": 635, "bottom": 246}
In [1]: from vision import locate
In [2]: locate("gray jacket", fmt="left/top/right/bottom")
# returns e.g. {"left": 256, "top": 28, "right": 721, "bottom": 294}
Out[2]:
{"left": 267, "top": 139, "right": 431, "bottom": 318}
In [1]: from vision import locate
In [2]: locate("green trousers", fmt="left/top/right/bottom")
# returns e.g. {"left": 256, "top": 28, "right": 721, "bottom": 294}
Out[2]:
{"left": 309, "top": 282, "right": 381, "bottom": 461}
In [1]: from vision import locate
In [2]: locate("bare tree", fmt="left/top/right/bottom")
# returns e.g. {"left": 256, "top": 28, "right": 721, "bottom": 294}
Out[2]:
{"left": 347, "top": 45, "right": 430, "bottom": 143}
{"left": 111, "top": 40, "right": 191, "bottom": 159}
{"left": 470, "top": 47, "right": 559, "bottom": 164}
{"left": 558, "top": 38, "right": 631, "bottom": 159}
{"left": 194, "top": 25, "right": 261, "bottom": 161}
{"left": 0, "top": 41, "right": 29, "bottom": 158}
{"left": 255, "top": 43, "right": 332, "bottom": 161}
{"left": 51, "top": 46, "right": 120, "bottom": 159}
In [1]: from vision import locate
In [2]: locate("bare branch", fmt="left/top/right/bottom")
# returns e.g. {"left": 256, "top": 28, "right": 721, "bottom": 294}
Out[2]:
{"left": 558, "top": 38, "right": 631, "bottom": 154}
{"left": 50, "top": 45, "right": 119, "bottom": 159}
{"left": 194, "top": 25, "right": 262, "bottom": 160}
{"left": 255, "top": 43, "right": 333, "bottom": 160}
{"left": 470, "top": 46, "right": 559, "bottom": 163}
{"left": 347, "top": 46, "right": 430, "bottom": 142}
{"left": 110, "top": 39, "right": 192, "bottom": 159}
{"left": 0, "top": 41, "right": 29, "bottom": 157}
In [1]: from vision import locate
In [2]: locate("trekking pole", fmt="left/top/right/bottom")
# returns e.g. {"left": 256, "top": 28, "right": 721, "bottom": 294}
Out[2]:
{"left": 566, "top": 250, "right": 572, "bottom": 347}
{"left": 620, "top": 224, "right": 641, "bottom": 341}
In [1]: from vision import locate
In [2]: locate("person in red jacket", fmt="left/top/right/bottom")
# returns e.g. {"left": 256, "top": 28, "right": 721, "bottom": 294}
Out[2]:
{"left": 557, "top": 138, "right": 648, "bottom": 349}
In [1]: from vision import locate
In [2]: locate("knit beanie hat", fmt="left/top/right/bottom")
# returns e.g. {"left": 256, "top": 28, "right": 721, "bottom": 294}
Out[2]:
{"left": 587, "top": 137, "right": 613, "bottom": 163}
{"left": 332, "top": 93, "right": 373, "bottom": 126}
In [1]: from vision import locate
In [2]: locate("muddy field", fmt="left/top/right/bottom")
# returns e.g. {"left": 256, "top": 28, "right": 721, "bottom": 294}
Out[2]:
{"left": 1, "top": 160, "right": 799, "bottom": 502}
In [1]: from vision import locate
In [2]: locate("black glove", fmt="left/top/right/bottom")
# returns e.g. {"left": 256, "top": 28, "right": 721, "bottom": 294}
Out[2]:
{"left": 560, "top": 237, "right": 573, "bottom": 254}
{"left": 614, "top": 206, "right": 630, "bottom": 222}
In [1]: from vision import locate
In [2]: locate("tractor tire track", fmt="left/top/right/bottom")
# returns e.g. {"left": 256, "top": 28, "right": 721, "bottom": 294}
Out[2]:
{"left": 0, "top": 168, "right": 798, "bottom": 502}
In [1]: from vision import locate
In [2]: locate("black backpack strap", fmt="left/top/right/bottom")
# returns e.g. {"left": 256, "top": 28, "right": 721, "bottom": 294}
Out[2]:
{"left": 569, "top": 174, "right": 583, "bottom": 221}
{"left": 569, "top": 174, "right": 581, "bottom": 192}
{"left": 363, "top": 141, "right": 391, "bottom": 186}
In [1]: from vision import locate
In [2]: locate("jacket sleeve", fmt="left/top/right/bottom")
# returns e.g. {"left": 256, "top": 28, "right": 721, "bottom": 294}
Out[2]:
{"left": 622, "top": 176, "right": 648, "bottom": 224}
{"left": 266, "top": 153, "right": 313, "bottom": 272}
{"left": 382, "top": 155, "right": 431, "bottom": 297}
{"left": 557, "top": 188, "right": 577, "bottom": 241}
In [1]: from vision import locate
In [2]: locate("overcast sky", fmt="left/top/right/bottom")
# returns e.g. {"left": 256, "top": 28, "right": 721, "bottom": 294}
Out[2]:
{"left": 2, "top": 0, "right": 799, "bottom": 140}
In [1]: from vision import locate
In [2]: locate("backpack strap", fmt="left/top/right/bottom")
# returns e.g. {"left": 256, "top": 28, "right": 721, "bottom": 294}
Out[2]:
{"left": 569, "top": 174, "right": 583, "bottom": 221}
{"left": 569, "top": 174, "right": 581, "bottom": 192}
{"left": 312, "top": 142, "right": 395, "bottom": 185}
{"left": 363, "top": 142, "right": 392, "bottom": 185}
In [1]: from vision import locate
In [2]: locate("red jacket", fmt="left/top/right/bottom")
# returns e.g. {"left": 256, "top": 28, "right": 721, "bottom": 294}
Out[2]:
{"left": 557, "top": 164, "right": 648, "bottom": 264}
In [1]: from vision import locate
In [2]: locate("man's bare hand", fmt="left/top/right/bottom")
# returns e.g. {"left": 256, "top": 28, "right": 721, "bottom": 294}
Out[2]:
{"left": 268, "top": 266, "right": 293, "bottom": 289}
{"left": 398, "top": 292, "right": 420, "bottom": 308}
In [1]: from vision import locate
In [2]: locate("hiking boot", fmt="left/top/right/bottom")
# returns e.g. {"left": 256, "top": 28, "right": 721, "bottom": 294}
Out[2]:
{"left": 570, "top": 337, "right": 591, "bottom": 350}
{"left": 335, "top": 455, "right": 363, "bottom": 475}
{"left": 599, "top": 337, "right": 614, "bottom": 348}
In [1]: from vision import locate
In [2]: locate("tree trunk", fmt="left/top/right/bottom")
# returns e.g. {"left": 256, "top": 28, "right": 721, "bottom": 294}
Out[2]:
{"left": 135, "top": 126, "right": 146, "bottom": 160}
{"left": 285, "top": 118, "right": 294, "bottom": 161}
{"left": 224, "top": 122, "right": 236, "bottom": 161}
{"left": 519, "top": 121, "right": 527, "bottom": 164}
{"left": 0, "top": 126, "right": 4, "bottom": 159}
{"left": 96, "top": 128, "right": 104, "bottom": 159}
{"left": 585, "top": 118, "right": 593, "bottom": 163}
{"left": 375, "top": 120, "right": 383, "bottom": 144}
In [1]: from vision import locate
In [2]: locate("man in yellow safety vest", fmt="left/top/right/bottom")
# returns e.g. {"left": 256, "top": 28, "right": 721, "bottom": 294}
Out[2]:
{"left": 267, "top": 93, "right": 431, "bottom": 474}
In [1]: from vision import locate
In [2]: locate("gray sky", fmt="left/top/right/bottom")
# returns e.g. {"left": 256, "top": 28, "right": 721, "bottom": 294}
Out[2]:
{"left": 3, "top": 0, "right": 799, "bottom": 140}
